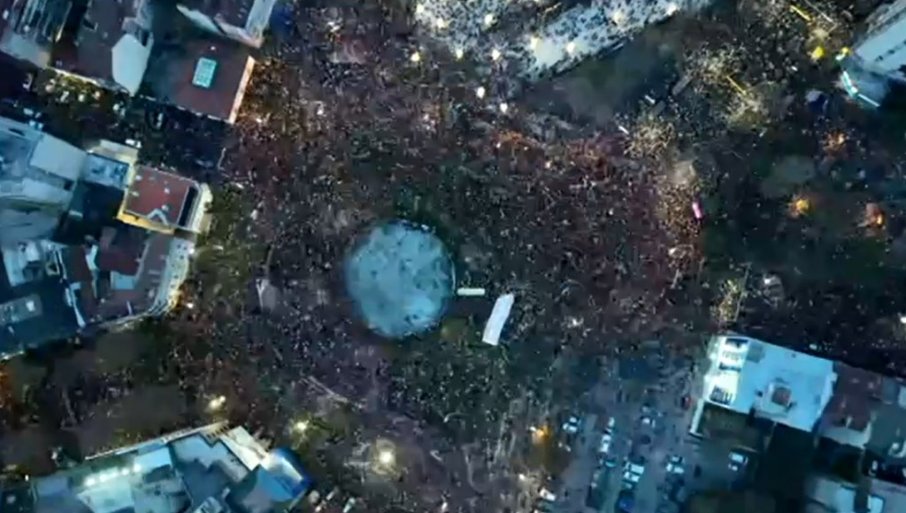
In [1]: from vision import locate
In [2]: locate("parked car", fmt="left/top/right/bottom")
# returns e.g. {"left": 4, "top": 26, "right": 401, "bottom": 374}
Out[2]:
{"left": 562, "top": 416, "right": 581, "bottom": 434}
{"left": 728, "top": 451, "right": 748, "bottom": 472}
{"left": 622, "top": 471, "right": 641, "bottom": 484}
{"left": 599, "top": 433, "right": 613, "bottom": 454}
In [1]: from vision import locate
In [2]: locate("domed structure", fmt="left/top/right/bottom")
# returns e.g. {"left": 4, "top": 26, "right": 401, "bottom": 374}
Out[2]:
{"left": 344, "top": 221, "right": 454, "bottom": 338}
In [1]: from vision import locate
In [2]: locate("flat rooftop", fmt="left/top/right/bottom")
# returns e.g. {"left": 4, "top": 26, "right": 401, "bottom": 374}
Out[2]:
{"left": 0, "top": 424, "right": 312, "bottom": 513}
{"left": 701, "top": 335, "right": 836, "bottom": 432}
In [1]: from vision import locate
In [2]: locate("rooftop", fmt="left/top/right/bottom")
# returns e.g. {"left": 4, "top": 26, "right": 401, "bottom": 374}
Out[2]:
{"left": 806, "top": 476, "right": 885, "bottom": 513}
{"left": 146, "top": 38, "right": 255, "bottom": 123}
{"left": 0, "top": 0, "right": 71, "bottom": 46}
{"left": 52, "top": 0, "right": 152, "bottom": 93}
{"left": 0, "top": 116, "right": 210, "bottom": 357}
{"left": 0, "top": 423, "right": 312, "bottom": 513}
{"left": 121, "top": 166, "right": 199, "bottom": 230}
{"left": 693, "top": 334, "right": 906, "bottom": 466}
{"left": 700, "top": 335, "right": 836, "bottom": 432}
{"left": 181, "top": 0, "right": 261, "bottom": 29}
{"left": 0, "top": 271, "right": 79, "bottom": 357}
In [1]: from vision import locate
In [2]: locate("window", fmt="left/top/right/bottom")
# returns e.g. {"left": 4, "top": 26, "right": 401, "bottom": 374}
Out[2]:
{"left": 192, "top": 58, "right": 218, "bottom": 88}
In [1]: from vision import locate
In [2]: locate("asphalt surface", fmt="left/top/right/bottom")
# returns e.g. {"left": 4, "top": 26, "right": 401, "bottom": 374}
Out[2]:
{"left": 552, "top": 342, "right": 705, "bottom": 513}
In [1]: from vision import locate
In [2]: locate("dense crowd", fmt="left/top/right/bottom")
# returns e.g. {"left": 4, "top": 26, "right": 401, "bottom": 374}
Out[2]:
{"left": 6, "top": 1, "right": 905, "bottom": 512}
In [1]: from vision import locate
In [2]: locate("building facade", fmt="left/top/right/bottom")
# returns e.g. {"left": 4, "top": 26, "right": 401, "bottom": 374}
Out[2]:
{"left": 177, "top": 0, "right": 278, "bottom": 49}
{"left": 840, "top": 0, "right": 906, "bottom": 106}
{"left": 0, "top": 115, "right": 212, "bottom": 358}
{"left": 0, "top": 422, "right": 313, "bottom": 513}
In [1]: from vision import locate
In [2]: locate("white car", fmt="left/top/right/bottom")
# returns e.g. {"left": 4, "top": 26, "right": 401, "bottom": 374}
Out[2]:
{"left": 606, "top": 417, "right": 616, "bottom": 431}
{"left": 562, "top": 416, "right": 580, "bottom": 434}
{"left": 622, "top": 471, "right": 641, "bottom": 484}
{"left": 625, "top": 463, "right": 645, "bottom": 475}
{"left": 599, "top": 434, "right": 613, "bottom": 454}
{"left": 538, "top": 488, "right": 557, "bottom": 502}
{"left": 665, "top": 463, "right": 685, "bottom": 475}
{"left": 728, "top": 451, "right": 748, "bottom": 471}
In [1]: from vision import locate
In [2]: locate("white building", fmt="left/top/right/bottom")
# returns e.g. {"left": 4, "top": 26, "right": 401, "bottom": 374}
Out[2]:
{"left": 177, "top": 0, "right": 277, "bottom": 49}
{"left": 0, "top": 117, "right": 86, "bottom": 244}
{"left": 690, "top": 335, "right": 837, "bottom": 435}
{"left": 0, "top": 423, "right": 312, "bottom": 513}
{"left": 840, "top": 0, "right": 906, "bottom": 106}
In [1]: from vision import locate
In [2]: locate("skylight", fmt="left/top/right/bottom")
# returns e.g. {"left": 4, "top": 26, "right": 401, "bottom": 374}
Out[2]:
{"left": 192, "top": 57, "right": 218, "bottom": 88}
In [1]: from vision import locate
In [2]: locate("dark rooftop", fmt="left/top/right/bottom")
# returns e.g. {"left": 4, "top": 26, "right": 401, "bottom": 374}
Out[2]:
{"left": 145, "top": 37, "right": 254, "bottom": 122}
{"left": 822, "top": 363, "right": 884, "bottom": 432}
{"left": 52, "top": 0, "right": 151, "bottom": 92}
{"left": 0, "top": 276, "right": 79, "bottom": 357}
{"left": 53, "top": 180, "right": 126, "bottom": 244}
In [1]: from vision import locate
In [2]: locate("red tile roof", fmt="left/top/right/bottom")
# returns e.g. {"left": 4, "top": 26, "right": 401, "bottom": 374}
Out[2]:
{"left": 151, "top": 38, "right": 254, "bottom": 122}
{"left": 823, "top": 363, "right": 883, "bottom": 431}
{"left": 123, "top": 166, "right": 197, "bottom": 228}
{"left": 63, "top": 247, "right": 93, "bottom": 282}
{"left": 94, "top": 226, "right": 144, "bottom": 275}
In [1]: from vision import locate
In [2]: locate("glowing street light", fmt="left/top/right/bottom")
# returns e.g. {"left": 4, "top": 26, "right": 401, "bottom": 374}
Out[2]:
{"left": 475, "top": 86, "right": 486, "bottom": 99}
{"left": 499, "top": 102, "right": 509, "bottom": 114}
{"left": 454, "top": 47, "right": 464, "bottom": 60}
{"left": 666, "top": 2, "right": 679, "bottom": 15}
{"left": 293, "top": 420, "right": 310, "bottom": 433}
{"left": 207, "top": 395, "right": 226, "bottom": 411}
{"left": 378, "top": 448, "right": 395, "bottom": 466}
{"left": 410, "top": 50, "right": 422, "bottom": 63}
{"left": 529, "top": 35, "right": 540, "bottom": 50}
{"left": 611, "top": 9, "right": 625, "bottom": 24}
{"left": 565, "top": 41, "right": 576, "bottom": 55}
{"left": 791, "top": 196, "right": 810, "bottom": 216}
{"left": 491, "top": 48, "right": 502, "bottom": 61}
{"left": 415, "top": 3, "right": 425, "bottom": 15}
{"left": 434, "top": 17, "right": 448, "bottom": 29}
{"left": 483, "top": 13, "right": 495, "bottom": 27}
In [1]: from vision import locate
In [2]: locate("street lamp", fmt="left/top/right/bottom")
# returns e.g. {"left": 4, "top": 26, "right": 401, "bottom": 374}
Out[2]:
{"left": 378, "top": 448, "right": 395, "bottom": 466}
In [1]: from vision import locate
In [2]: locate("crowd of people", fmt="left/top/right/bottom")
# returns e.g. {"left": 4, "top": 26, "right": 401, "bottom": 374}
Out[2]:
{"left": 4, "top": 0, "right": 900, "bottom": 512}
{"left": 412, "top": 0, "right": 708, "bottom": 81}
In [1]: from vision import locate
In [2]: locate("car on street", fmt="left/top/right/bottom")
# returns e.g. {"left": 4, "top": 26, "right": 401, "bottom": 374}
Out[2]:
{"left": 616, "top": 490, "right": 635, "bottom": 513}
{"left": 665, "top": 455, "right": 685, "bottom": 475}
{"left": 728, "top": 451, "right": 749, "bottom": 472}
{"left": 622, "top": 471, "right": 641, "bottom": 485}
{"left": 599, "top": 433, "right": 613, "bottom": 454}
{"left": 538, "top": 488, "right": 557, "bottom": 502}
{"left": 562, "top": 416, "right": 581, "bottom": 434}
